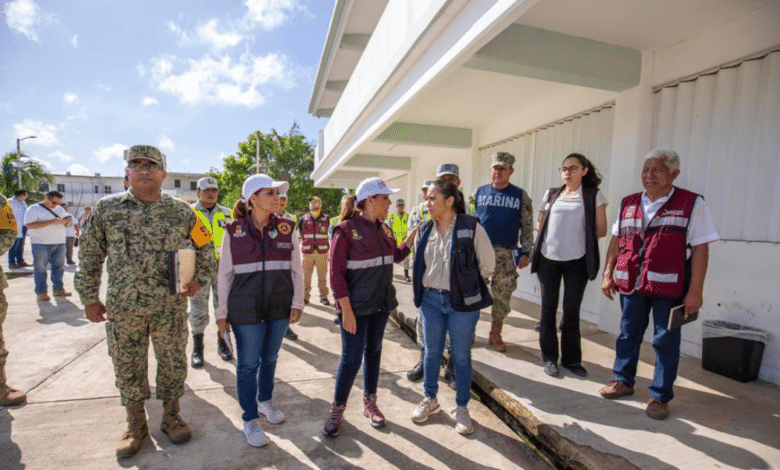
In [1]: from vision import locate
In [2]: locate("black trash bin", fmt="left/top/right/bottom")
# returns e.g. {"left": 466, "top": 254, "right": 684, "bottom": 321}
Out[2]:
{"left": 701, "top": 320, "right": 770, "bottom": 383}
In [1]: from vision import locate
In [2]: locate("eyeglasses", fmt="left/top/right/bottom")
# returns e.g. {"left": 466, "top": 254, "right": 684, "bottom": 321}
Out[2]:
{"left": 559, "top": 166, "right": 582, "bottom": 173}
{"left": 128, "top": 161, "right": 162, "bottom": 172}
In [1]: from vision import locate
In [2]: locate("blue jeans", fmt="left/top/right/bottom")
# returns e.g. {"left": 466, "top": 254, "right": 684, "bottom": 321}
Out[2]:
{"left": 333, "top": 310, "right": 390, "bottom": 405}
{"left": 8, "top": 237, "right": 23, "bottom": 265}
{"left": 421, "top": 289, "right": 480, "bottom": 407}
{"left": 613, "top": 293, "right": 681, "bottom": 403}
{"left": 232, "top": 318, "right": 290, "bottom": 422}
{"left": 32, "top": 243, "right": 65, "bottom": 295}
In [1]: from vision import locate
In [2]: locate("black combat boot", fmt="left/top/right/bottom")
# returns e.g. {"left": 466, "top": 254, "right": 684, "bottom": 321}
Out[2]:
{"left": 403, "top": 269, "right": 411, "bottom": 282}
{"left": 444, "top": 356, "right": 456, "bottom": 390}
{"left": 217, "top": 332, "right": 233, "bottom": 361}
{"left": 407, "top": 348, "right": 424, "bottom": 382}
{"left": 191, "top": 334, "right": 204, "bottom": 368}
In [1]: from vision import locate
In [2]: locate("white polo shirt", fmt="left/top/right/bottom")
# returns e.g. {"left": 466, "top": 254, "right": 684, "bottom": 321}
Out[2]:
{"left": 25, "top": 203, "right": 69, "bottom": 245}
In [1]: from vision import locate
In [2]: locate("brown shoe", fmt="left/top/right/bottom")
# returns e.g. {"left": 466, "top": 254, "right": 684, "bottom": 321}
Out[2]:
{"left": 161, "top": 399, "right": 192, "bottom": 444}
{"left": 36, "top": 294, "right": 51, "bottom": 301}
{"left": 53, "top": 290, "right": 72, "bottom": 297}
{"left": 599, "top": 380, "right": 634, "bottom": 399}
{"left": 117, "top": 402, "right": 148, "bottom": 458}
{"left": 0, "top": 385, "right": 27, "bottom": 407}
{"left": 489, "top": 320, "right": 507, "bottom": 352}
{"left": 646, "top": 398, "right": 670, "bottom": 420}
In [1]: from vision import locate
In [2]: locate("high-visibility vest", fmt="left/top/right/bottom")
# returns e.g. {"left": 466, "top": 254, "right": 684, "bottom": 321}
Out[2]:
{"left": 387, "top": 211, "right": 409, "bottom": 244}
{"left": 194, "top": 205, "right": 230, "bottom": 259}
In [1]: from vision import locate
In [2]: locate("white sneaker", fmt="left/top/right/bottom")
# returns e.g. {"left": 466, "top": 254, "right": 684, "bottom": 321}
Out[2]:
{"left": 258, "top": 399, "right": 285, "bottom": 424}
{"left": 451, "top": 406, "right": 474, "bottom": 435}
{"left": 411, "top": 397, "right": 440, "bottom": 423}
{"left": 243, "top": 419, "right": 270, "bottom": 447}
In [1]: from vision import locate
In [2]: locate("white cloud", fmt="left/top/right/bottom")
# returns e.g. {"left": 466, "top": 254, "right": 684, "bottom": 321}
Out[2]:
{"left": 66, "top": 163, "right": 91, "bottom": 176}
{"left": 158, "top": 134, "right": 174, "bottom": 151}
{"left": 13, "top": 119, "right": 60, "bottom": 147}
{"left": 93, "top": 143, "right": 126, "bottom": 163}
{"left": 149, "top": 52, "right": 292, "bottom": 108}
{"left": 4, "top": 0, "right": 53, "bottom": 42}
{"left": 197, "top": 19, "right": 242, "bottom": 49}
{"left": 64, "top": 92, "right": 77, "bottom": 104}
{"left": 97, "top": 82, "right": 112, "bottom": 92}
{"left": 49, "top": 150, "right": 73, "bottom": 162}
{"left": 69, "top": 34, "right": 78, "bottom": 47}
{"left": 136, "top": 63, "right": 147, "bottom": 78}
{"left": 167, "top": 20, "right": 193, "bottom": 46}
{"left": 142, "top": 96, "right": 159, "bottom": 106}
{"left": 244, "top": 0, "right": 300, "bottom": 30}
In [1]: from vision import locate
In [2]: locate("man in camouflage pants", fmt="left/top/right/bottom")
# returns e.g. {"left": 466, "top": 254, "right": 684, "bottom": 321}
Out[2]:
{"left": 0, "top": 193, "right": 27, "bottom": 407}
{"left": 75, "top": 145, "right": 216, "bottom": 458}
{"left": 474, "top": 152, "right": 534, "bottom": 352}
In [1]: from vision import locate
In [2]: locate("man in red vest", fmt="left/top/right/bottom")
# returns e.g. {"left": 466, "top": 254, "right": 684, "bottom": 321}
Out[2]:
{"left": 600, "top": 149, "right": 719, "bottom": 420}
{"left": 294, "top": 196, "right": 330, "bottom": 339}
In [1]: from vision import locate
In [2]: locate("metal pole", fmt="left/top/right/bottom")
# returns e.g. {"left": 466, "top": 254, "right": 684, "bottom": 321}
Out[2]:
{"left": 16, "top": 138, "right": 22, "bottom": 188}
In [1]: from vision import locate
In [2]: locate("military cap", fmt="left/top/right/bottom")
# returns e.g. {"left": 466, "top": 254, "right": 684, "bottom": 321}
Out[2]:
{"left": 491, "top": 151, "right": 515, "bottom": 168}
{"left": 197, "top": 177, "right": 218, "bottom": 191}
{"left": 436, "top": 163, "right": 459, "bottom": 177}
{"left": 396, "top": 199, "right": 405, "bottom": 205}
{"left": 126, "top": 145, "right": 166, "bottom": 170}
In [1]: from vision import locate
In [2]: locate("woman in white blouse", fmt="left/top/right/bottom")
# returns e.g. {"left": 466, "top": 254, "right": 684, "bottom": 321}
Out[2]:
{"left": 530, "top": 153, "right": 607, "bottom": 378}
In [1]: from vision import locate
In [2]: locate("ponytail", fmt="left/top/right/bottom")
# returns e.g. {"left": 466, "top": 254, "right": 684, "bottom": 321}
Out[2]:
{"left": 340, "top": 195, "right": 358, "bottom": 221}
{"left": 233, "top": 199, "right": 250, "bottom": 219}
{"left": 564, "top": 153, "right": 602, "bottom": 189}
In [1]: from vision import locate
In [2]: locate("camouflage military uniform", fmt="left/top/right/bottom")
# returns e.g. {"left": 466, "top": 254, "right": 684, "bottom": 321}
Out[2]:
{"left": 490, "top": 196, "right": 534, "bottom": 322}
{"left": 0, "top": 194, "right": 19, "bottom": 388}
{"left": 74, "top": 191, "right": 216, "bottom": 406}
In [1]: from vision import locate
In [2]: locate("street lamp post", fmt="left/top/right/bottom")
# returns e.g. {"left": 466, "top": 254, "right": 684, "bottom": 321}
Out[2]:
{"left": 16, "top": 135, "right": 37, "bottom": 188}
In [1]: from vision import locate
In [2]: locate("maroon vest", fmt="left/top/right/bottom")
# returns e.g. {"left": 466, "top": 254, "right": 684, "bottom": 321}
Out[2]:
{"left": 300, "top": 213, "right": 330, "bottom": 254}
{"left": 614, "top": 187, "right": 698, "bottom": 298}
{"left": 225, "top": 214, "right": 295, "bottom": 324}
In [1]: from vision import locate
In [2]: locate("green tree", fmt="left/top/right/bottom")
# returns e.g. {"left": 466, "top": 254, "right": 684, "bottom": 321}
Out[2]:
{"left": 1, "top": 152, "right": 54, "bottom": 202}
{"left": 209, "top": 123, "right": 344, "bottom": 217}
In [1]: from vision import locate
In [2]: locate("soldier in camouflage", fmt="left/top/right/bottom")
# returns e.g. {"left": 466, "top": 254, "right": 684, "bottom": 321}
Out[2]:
{"left": 474, "top": 152, "right": 534, "bottom": 352}
{"left": 0, "top": 193, "right": 27, "bottom": 407}
{"left": 74, "top": 145, "right": 216, "bottom": 458}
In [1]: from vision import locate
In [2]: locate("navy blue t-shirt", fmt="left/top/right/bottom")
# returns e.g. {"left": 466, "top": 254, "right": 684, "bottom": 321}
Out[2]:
{"left": 474, "top": 183, "right": 524, "bottom": 248}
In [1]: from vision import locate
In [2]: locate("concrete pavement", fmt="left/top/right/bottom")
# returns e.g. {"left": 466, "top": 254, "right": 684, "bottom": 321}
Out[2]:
{"left": 0, "top": 246, "right": 549, "bottom": 470}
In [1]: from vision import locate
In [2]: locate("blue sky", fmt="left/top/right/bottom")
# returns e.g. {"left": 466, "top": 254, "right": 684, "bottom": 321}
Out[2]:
{"left": 1, "top": 0, "right": 333, "bottom": 177}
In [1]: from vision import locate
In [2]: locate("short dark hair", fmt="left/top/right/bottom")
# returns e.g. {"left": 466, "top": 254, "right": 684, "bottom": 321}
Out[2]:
{"left": 14, "top": 189, "right": 27, "bottom": 197}
{"left": 46, "top": 190, "right": 63, "bottom": 200}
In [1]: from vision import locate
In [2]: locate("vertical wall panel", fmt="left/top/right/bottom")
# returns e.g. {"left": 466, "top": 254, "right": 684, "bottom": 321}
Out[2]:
{"left": 652, "top": 51, "right": 780, "bottom": 242}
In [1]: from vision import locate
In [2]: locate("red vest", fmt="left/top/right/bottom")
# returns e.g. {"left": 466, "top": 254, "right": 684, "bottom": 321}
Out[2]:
{"left": 225, "top": 214, "right": 296, "bottom": 324}
{"left": 614, "top": 187, "right": 698, "bottom": 299}
{"left": 300, "top": 213, "right": 330, "bottom": 254}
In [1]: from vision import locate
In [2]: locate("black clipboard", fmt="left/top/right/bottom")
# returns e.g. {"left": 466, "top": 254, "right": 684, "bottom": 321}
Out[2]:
{"left": 667, "top": 304, "right": 698, "bottom": 330}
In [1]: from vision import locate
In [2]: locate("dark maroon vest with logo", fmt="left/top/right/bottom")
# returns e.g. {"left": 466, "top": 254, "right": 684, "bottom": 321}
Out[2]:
{"left": 300, "top": 213, "right": 330, "bottom": 254}
{"left": 226, "top": 214, "right": 295, "bottom": 324}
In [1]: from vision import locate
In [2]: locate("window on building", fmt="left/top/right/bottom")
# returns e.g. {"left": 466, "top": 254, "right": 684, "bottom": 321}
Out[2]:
{"left": 104, "top": 186, "right": 112, "bottom": 194}
{"left": 57, "top": 183, "right": 66, "bottom": 192}
{"left": 190, "top": 181, "right": 197, "bottom": 191}
{"left": 94, "top": 185, "right": 99, "bottom": 194}
{"left": 174, "top": 179, "right": 181, "bottom": 188}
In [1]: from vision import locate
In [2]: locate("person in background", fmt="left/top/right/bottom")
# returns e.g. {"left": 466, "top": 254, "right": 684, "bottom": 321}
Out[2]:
{"left": 294, "top": 196, "right": 330, "bottom": 341}
{"left": 189, "top": 177, "right": 233, "bottom": 368}
{"left": 216, "top": 174, "right": 303, "bottom": 447}
{"left": 7, "top": 190, "right": 29, "bottom": 269}
{"left": 75, "top": 145, "right": 215, "bottom": 457}
{"left": 77, "top": 206, "right": 92, "bottom": 230}
{"left": 600, "top": 149, "right": 718, "bottom": 420}
{"left": 61, "top": 203, "right": 78, "bottom": 265}
{"left": 0, "top": 193, "right": 26, "bottom": 406}
{"left": 530, "top": 153, "right": 607, "bottom": 377}
{"left": 277, "top": 192, "right": 297, "bottom": 222}
{"left": 474, "top": 152, "right": 534, "bottom": 352}
{"left": 408, "top": 180, "right": 494, "bottom": 435}
{"left": 322, "top": 177, "right": 414, "bottom": 437}
{"left": 386, "top": 199, "right": 410, "bottom": 281}
{"left": 25, "top": 191, "right": 73, "bottom": 301}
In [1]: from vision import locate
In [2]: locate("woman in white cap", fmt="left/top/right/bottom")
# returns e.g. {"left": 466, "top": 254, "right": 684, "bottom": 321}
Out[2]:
{"left": 216, "top": 174, "right": 304, "bottom": 447}
{"left": 322, "top": 177, "right": 416, "bottom": 437}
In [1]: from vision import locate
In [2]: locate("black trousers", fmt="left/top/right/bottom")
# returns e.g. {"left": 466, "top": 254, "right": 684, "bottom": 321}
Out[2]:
{"left": 537, "top": 254, "right": 588, "bottom": 366}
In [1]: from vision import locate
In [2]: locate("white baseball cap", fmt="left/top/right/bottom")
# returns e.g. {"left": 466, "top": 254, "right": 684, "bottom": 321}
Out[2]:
{"left": 241, "top": 174, "right": 289, "bottom": 203}
{"left": 355, "top": 177, "right": 399, "bottom": 202}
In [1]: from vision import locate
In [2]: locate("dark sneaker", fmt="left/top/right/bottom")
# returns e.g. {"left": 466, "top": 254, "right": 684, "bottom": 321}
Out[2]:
{"left": 333, "top": 315, "right": 340, "bottom": 325}
{"left": 563, "top": 363, "right": 588, "bottom": 377}
{"left": 533, "top": 322, "right": 541, "bottom": 332}
{"left": 543, "top": 361, "right": 559, "bottom": 377}
{"left": 646, "top": 398, "right": 670, "bottom": 420}
{"left": 323, "top": 403, "right": 346, "bottom": 437}
{"left": 284, "top": 327, "right": 298, "bottom": 341}
{"left": 320, "top": 298, "right": 330, "bottom": 306}
{"left": 599, "top": 381, "right": 634, "bottom": 399}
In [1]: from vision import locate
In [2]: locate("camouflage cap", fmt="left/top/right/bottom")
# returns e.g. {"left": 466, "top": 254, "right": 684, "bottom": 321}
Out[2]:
{"left": 491, "top": 151, "right": 515, "bottom": 168}
{"left": 197, "top": 177, "right": 218, "bottom": 190}
{"left": 396, "top": 199, "right": 405, "bottom": 205}
{"left": 126, "top": 145, "right": 166, "bottom": 170}
{"left": 436, "top": 163, "right": 459, "bottom": 177}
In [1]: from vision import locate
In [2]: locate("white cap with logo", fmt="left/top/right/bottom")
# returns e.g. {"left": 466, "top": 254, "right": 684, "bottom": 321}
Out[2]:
{"left": 241, "top": 174, "right": 289, "bottom": 203}
{"left": 355, "top": 177, "right": 399, "bottom": 202}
